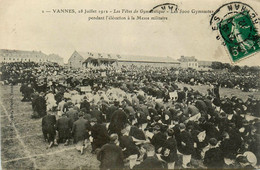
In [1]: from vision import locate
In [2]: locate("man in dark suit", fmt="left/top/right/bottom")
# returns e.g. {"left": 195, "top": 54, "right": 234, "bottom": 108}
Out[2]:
{"left": 148, "top": 106, "right": 158, "bottom": 122}
{"left": 21, "top": 83, "right": 34, "bottom": 101}
{"left": 213, "top": 83, "right": 220, "bottom": 99}
{"left": 108, "top": 108, "right": 128, "bottom": 136}
{"left": 177, "top": 90, "right": 186, "bottom": 103}
{"left": 63, "top": 98, "right": 74, "bottom": 113}
{"left": 136, "top": 110, "right": 148, "bottom": 128}
{"left": 106, "top": 102, "right": 118, "bottom": 122}
{"left": 133, "top": 144, "right": 165, "bottom": 169}
{"left": 66, "top": 106, "right": 79, "bottom": 123}
{"left": 119, "top": 134, "right": 140, "bottom": 159}
{"left": 31, "top": 92, "right": 47, "bottom": 118}
{"left": 195, "top": 98, "right": 208, "bottom": 115}
{"left": 204, "top": 138, "right": 224, "bottom": 168}
{"left": 97, "top": 134, "right": 124, "bottom": 170}
{"left": 129, "top": 125, "right": 146, "bottom": 140}
{"left": 161, "top": 129, "right": 178, "bottom": 169}
{"left": 90, "top": 118, "right": 110, "bottom": 153}
{"left": 42, "top": 112, "right": 57, "bottom": 148}
{"left": 200, "top": 121, "right": 221, "bottom": 141}
{"left": 80, "top": 96, "right": 90, "bottom": 113}
{"left": 90, "top": 106, "right": 104, "bottom": 124}
{"left": 20, "top": 82, "right": 27, "bottom": 100}
{"left": 175, "top": 123, "right": 194, "bottom": 168}
{"left": 150, "top": 125, "right": 167, "bottom": 152}
{"left": 56, "top": 113, "right": 72, "bottom": 145}
{"left": 204, "top": 96, "right": 214, "bottom": 115}
{"left": 72, "top": 112, "right": 91, "bottom": 154}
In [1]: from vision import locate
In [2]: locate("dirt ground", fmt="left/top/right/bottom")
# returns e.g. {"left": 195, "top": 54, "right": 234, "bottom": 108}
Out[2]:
{"left": 1, "top": 84, "right": 259, "bottom": 169}
{"left": 0, "top": 85, "right": 100, "bottom": 170}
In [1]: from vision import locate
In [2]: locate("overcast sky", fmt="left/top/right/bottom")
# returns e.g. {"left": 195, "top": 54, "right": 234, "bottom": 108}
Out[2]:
{"left": 0, "top": 0, "right": 259, "bottom": 66}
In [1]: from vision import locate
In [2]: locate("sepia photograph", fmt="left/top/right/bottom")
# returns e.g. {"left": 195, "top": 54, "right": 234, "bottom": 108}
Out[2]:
{"left": 0, "top": 0, "right": 260, "bottom": 169}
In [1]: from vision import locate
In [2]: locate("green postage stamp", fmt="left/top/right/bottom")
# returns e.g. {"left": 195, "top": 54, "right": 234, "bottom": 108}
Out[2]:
{"left": 219, "top": 12, "right": 260, "bottom": 62}
{"left": 210, "top": 2, "right": 260, "bottom": 63}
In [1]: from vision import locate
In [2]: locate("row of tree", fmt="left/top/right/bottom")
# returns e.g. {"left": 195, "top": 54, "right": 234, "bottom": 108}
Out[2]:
{"left": 211, "top": 62, "right": 260, "bottom": 73}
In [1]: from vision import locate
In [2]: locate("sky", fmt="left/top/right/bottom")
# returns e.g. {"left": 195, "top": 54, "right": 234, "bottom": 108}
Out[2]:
{"left": 0, "top": 0, "right": 259, "bottom": 66}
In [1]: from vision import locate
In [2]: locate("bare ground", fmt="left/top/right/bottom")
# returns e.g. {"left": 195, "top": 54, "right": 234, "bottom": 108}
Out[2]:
{"left": 0, "top": 85, "right": 99, "bottom": 170}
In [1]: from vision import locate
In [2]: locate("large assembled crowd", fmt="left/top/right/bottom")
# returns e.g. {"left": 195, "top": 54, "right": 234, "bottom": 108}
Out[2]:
{"left": 1, "top": 62, "right": 260, "bottom": 169}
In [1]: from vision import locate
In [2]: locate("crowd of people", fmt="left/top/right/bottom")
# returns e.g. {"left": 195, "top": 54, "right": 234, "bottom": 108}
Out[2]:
{"left": 177, "top": 69, "right": 259, "bottom": 92}
{"left": 1, "top": 61, "right": 260, "bottom": 169}
{"left": 1, "top": 62, "right": 259, "bottom": 92}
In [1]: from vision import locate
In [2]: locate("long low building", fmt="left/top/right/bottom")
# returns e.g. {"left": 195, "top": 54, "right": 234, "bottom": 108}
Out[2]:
{"left": 68, "top": 50, "right": 180, "bottom": 68}
{"left": 0, "top": 49, "right": 64, "bottom": 65}
{"left": 117, "top": 55, "right": 180, "bottom": 67}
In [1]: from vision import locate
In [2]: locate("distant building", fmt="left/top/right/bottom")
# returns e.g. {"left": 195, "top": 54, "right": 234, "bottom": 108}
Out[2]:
{"left": 178, "top": 56, "right": 198, "bottom": 69}
{"left": 198, "top": 60, "right": 213, "bottom": 68}
{"left": 68, "top": 50, "right": 180, "bottom": 68}
{"left": 68, "top": 51, "right": 93, "bottom": 69}
{"left": 0, "top": 49, "right": 63, "bottom": 65}
{"left": 117, "top": 55, "right": 180, "bottom": 67}
{"left": 48, "top": 54, "right": 64, "bottom": 65}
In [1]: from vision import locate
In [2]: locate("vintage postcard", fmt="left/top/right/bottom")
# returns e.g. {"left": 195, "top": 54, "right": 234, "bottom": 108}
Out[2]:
{"left": 0, "top": 0, "right": 259, "bottom": 169}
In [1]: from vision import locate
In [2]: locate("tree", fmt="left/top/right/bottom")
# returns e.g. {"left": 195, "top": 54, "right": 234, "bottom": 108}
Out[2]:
{"left": 223, "top": 63, "right": 231, "bottom": 70}
{"left": 248, "top": 66, "right": 260, "bottom": 73}
{"left": 211, "top": 62, "right": 223, "bottom": 69}
{"left": 231, "top": 65, "right": 241, "bottom": 72}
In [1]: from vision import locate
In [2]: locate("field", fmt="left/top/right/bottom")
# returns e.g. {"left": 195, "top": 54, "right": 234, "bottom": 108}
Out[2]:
{"left": 176, "top": 83, "right": 260, "bottom": 101}
{"left": 1, "top": 84, "right": 260, "bottom": 169}
{"left": 0, "top": 85, "right": 99, "bottom": 170}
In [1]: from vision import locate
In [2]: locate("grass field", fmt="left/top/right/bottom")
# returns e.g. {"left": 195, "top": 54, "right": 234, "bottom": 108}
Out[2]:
{"left": 1, "top": 84, "right": 259, "bottom": 169}
{"left": 176, "top": 83, "right": 260, "bottom": 101}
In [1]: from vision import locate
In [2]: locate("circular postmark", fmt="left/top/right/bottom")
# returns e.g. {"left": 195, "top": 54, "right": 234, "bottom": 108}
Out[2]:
{"left": 150, "top": 3, "right": 178, "bottom": 13}
{"left": 210, "top": 2, "right": 260, "bottom": 63}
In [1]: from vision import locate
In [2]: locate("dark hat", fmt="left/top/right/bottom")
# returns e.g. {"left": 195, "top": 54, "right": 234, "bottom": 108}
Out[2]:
{"left": 225, "top": 153, "right": 236, "bottom": 159}
{"left": 174, "top": 103, "right": 182, "bottom": 110}
{"left": 236, "top": 155, "right": 248, "bottom": 163}
{"left": 209, "top": 138, "right": 218, "bottom": 146}
{"left": 167, "top": 129, "right": 174, "bottom": 136}
{"left": 183, "top": 87, "right": 188, "bottom": 91}
{"left": 90, "top": 117, "right": 98, "bottom": 122}
{"left": 78, "top": 112, "right": 84, "bottom": 117}
{"left": 187, "top": 124, "right": 194, "bottom": 130}
{"left": 199, "top": 117, "right": 206, "bottom": 123}
{"left": 114, "top": 100, "right": 120, "bottom": 106}
{"left": 153, "top": 115, "right": 160, "bottom": 121}
{"left": 180, "top": 116, "right": 188, "bottom": 123}
{"left": 172, "top": 116, "right": 179, "bottom": 121}
{"left": 153, "top": 125, "right": 161, "bottom": 131}
{"left": 84, "top": 114, "right": 91, "bottom": 121}
{"left": 220, "top": 112, "right": 227, "bottom": 118}
{"left": 242, "top": 119, "right": 249, "bottom": 125}
{"left": 179, "top": 123, "right": 186, "bottom": 130}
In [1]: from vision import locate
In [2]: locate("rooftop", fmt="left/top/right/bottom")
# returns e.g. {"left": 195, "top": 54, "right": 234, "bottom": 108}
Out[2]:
{"left": 0, "top": 49, "right": 46, "bottom": 56}
{"left": 76, "top": 51, "right": 179, "bottom": 63}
